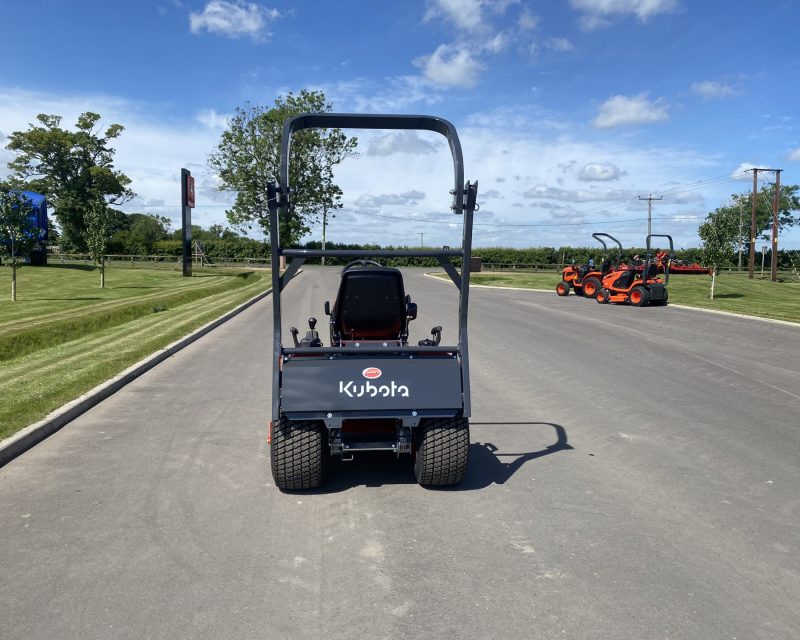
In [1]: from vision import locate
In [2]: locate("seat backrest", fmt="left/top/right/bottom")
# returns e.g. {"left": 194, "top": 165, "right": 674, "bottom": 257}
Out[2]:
{"left": 333, "top": 267, "right": 406, "bottom": 340}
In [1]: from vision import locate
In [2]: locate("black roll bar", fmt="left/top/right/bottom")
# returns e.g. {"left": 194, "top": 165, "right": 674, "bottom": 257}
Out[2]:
{"left": 269, "top": 113, "right": 478, "bottom": 421}
{"left": 645, "top": 234, "right": 674, "bottom": 285}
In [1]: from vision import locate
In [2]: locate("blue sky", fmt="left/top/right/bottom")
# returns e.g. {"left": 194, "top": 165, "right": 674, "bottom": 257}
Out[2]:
{"left": 1, "top": 0, "right": 799, "bottom": 250}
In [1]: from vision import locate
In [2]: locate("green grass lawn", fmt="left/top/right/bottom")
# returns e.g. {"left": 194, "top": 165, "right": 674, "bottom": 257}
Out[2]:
{"left": 453, "top": 271, "right": 800, "bottom": 324}
{"left": 0, "top": 264, "right": 268, "bottom": 439}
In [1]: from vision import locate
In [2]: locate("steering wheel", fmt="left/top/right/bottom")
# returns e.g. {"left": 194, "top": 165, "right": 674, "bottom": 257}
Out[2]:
{"left": 341, "top": 259, "right": 382, "bottom": 273}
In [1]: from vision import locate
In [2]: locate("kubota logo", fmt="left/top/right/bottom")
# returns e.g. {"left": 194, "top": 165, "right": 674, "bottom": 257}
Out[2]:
{"left": 362, "top": 367, "right": 382, "bottom": 379}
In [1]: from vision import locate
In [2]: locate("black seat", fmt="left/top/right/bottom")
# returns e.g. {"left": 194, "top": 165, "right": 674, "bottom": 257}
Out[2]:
{"left": 613, "top": 269, "right": 636, "bottom": 290}
{"left": 332, "top": 266, "right": 408, "bottom": 342}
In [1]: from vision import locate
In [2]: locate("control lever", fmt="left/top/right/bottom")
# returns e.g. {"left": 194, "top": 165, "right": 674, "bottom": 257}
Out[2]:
{"left": 417, "top": 326, "right": 442, "bottom": 347}
{"left": 299, "top": 317, "right": 322, "bottom": 347}
{"left": 290, "top": 326, "right": 300, "bottom": 347}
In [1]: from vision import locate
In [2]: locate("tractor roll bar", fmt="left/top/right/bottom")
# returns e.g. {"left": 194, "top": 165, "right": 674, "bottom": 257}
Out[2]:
{"left": 280, "top": 114, "right": 465, "bottom": 210}
{"left": 592, "top": 232, "right": 623, "bottom": 255}
{"left": 270, "top": 113, "right": 478, "bottom": 420}
{"left": 646, "top": 234, "right": 674, "bottom": 285}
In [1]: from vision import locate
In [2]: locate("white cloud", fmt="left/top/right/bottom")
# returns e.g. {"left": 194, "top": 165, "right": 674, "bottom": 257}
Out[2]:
{"left": 196, "top": 108, "right": 230, "bottom": 130}
{"left": 786, "top": 149, "right": 800, "bottom": 162}
{"left": 414, "top": 45, "right": 486, "bottom": 88}
{"left": 189, "top": 1, "right": 281, "bottom": 41}
{"left": 593, "top": 93, "right": 669, "bottom": 129}
{"left": 518, "top": 8, "right": 540, "bottom": 30}
{"left": 691, "top": 80, "right": 740, "bottom": 101}
{"left": 424, "top": 0, "right": 487, "bottom": 32}
{"left": 578, "top": 162, "right": 626, "bottom": 181}
{"left": 523, "top": 185, "right": 637, "bottom": 202}
{"left": 546, "top": 37, "right": 574, "bottom": 51}
{"left": 571, "top": 0, "right": 679, "bottom": 30}
{"left": 367, "top": 132, "right": 443, "bottom": 157}
{"left": 355, "top": 191, "right": 426, "bottom": 209}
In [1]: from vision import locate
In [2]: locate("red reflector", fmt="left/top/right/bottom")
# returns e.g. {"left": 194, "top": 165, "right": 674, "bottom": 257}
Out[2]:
{"left": 267, "top": 420, "right": 273, "bottom": 445}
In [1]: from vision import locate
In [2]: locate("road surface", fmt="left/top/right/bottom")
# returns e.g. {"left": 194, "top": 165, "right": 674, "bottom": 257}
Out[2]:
{"left": 1, "top": 267, "right": 799, "bottom": 639}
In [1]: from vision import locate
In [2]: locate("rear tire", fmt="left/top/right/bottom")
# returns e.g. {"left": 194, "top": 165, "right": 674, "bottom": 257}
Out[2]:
{"left": 651, "top": 289, "right": 669, "bottom": 306}
{"left": 414, "top": 417, "right": 470, "bottom": 487}
{"left": 271, "top": 417, "right": 327, "bottom": 490}
{"left": 556, "top": 281, "right": 570, "bottom": 296}
{"left": 629, "top": 285, "right": 650, "bottom": 307}
{"left": 582, "top": 277, "right": 601, "bottom": 298}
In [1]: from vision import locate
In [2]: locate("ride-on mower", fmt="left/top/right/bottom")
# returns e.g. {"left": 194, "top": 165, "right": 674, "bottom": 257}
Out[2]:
{"left": 556, "top": 232, "right": 623, "bottom": 298}
{"left": 595, "top": 234, "right": 673, "bottom": 307}
{"left": 268, "top": 113, "right": 478, "bottom": 490}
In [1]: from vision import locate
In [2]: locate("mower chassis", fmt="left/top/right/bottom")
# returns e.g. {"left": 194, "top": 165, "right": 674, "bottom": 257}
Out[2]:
{"left": 268, "top": 114, "right": 477, "bottom": 489}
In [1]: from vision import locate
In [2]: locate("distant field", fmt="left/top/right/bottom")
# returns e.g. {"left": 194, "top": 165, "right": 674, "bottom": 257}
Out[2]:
{"left": 446, "top": 271, "right": 800, "bottom": 324}
{"left": 0, "top": 264, "right": 268, "bottom": 439}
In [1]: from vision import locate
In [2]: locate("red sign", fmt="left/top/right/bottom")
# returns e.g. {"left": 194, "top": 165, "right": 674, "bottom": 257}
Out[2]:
{"left": 362, "top": 367, "right": 382, "bottom": 380}
{"left": 185, "top": 174, "right": 196, "bottom": 208}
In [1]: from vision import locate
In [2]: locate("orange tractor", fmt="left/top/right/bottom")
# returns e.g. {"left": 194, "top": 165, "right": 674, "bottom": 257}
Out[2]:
{"left": 556, "top": 232, "right": 622, "bottom": 298}
{"left": 595, "top": 234, "right": 672, "bottom": 307}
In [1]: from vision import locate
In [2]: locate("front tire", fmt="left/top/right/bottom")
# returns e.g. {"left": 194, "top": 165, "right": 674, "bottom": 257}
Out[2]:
{"left": 596, "top": 289, "right": 610, "bottom": 304}
{"left": 556, "top": 281, "right": 570, "bottom": 296}
{"left": 414, "top": 417, "right": 470, "bottom": 487}
{"left": 582, "top": 277, "right": 601, "bottom": 298}
{"left": 271, "top": 417, "right": 327, "bottom": 490}
{"left": 629, "top": 285, "right": 650, "bottom": 307}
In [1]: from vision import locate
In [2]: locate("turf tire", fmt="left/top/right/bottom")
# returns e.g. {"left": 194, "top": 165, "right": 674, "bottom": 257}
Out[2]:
{"left": 582, "top": 277, "right": 601, "bottom": 298}
{"left": 651, "top": 289, "right": 669, "bottom": 306}
{"left": 556, "top": 281, "right": 570, "bottom": 296}
{"left": 414, "top": 417, "right": 470, "bottom": 487}
{"left": 596, "top": 288, "right": 610, "bottom": 304}
{"left": 271, "top": 416, "right": 327, "bottom": 490}
{"left": 629, "top": 285, "right": 650, "bottom": 307}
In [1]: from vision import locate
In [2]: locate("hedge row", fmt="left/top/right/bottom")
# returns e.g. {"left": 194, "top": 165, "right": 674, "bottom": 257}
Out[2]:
{"left": 146, "top": 240, "right": 798, "bottom": 269}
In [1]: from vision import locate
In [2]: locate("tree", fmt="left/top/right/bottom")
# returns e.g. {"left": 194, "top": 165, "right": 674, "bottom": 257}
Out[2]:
{"left": 126, "top": 213, "right": 171, "bottom": 254}
{"left": 208, "top": 90, "right": 357, "bottom": 245}
{"left": 84, "top": 196, "right": 114, "bottom": 288}
{"left": 698, "top": 205, "right": 739, "bottom": 299}
{"left": 718, "top": 184, "right": 800, "bottom": 258}
{"left": 4, "top": 112, "right": 135, "bottom": 251}
{"left": 0, "top": 187, "right": 38, "bottom": 301}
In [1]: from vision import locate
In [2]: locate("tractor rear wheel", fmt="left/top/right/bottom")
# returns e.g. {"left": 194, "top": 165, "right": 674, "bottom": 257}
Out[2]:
{"left": 414, "top": 417, "right": 470, "bottom": 487}
{"left": 582, "top": 277, "right": 601, "bottom": 298}
{"left": 629, "top": 285, "right": 650, "bottom": 307}
{"left": 556, "top": 281, "right": 570, "bottom": 296}
{"left": 271, "top": 416, "right": 328, "bottom": 490}
{"left": 651, "top": 289, "right": 669, "bottom": 306}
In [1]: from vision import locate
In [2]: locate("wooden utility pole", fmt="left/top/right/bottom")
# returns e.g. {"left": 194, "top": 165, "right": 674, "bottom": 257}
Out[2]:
{"left": 748, "top": 169, "right": 758, "bottom": 278}
{"left": 639, "top": 194, "right": 662, "bottom": 238}
{"left": 771, "top": 169, "right": 782, "bottom": 282}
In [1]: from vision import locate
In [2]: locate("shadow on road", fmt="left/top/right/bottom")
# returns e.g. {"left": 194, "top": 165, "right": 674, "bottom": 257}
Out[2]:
{"left": 304, "top": 421, "right": 571, "bottom": 493}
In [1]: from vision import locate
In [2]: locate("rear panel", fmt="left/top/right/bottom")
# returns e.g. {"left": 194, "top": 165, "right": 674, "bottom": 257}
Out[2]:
{"left": 281, "top": 355, "right": 463, "bottom": 413}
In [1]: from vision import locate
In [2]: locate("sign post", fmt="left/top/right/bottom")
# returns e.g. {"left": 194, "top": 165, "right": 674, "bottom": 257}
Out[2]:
{"left": 181, "top": 168, "right": 195, "bottom": 277}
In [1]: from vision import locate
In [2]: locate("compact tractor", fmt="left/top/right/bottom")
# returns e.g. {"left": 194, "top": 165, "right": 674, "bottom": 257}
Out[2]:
{"left": 595, "top": 234, "right": 673, "bottom": 307}
{"left": 267, "top": 113, "right": 478, "bottom": 490}
{"left": 556, "top": 232, "right": 623, "bottom": 298}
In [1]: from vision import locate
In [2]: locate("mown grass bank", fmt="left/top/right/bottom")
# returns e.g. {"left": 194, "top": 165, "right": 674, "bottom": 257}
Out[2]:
{"left": 0, "top": 265, "right": 268, "bottom": 439}
{"left": 449, "top": 271, "right": 800, "bottom": 324}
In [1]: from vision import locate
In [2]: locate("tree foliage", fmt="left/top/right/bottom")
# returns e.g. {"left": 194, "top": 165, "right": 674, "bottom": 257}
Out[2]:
{"left": 698, "top": 204, "right": 740, "bottom": 299}
{"left": 0, "top": 186, "right": 38, "bottom": 301}
{"left": 719, "top": 183, "right": 800, "bottom": 248}
{"left": 4, "top": 112, "right": 135, "bottom": 251}
{"left": 84, "top": 196, "right": 115, "bottom": 287}
{"left": 208, "top": 90, "right": 357, "bottom": 245}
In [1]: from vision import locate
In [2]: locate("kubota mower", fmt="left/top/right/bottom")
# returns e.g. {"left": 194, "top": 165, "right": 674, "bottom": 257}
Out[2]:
{"left": 595, "top": 234, "right": 673, "bottom": 307}
{"left": 268, "top": 113, "right": 478, "bottom": 490}
{"left": 556, "top": 232, "right": 623, "bottom": 298}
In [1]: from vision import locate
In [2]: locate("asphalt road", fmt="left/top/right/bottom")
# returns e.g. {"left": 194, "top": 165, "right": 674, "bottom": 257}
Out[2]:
{"left": 1, "top": 267, "right": 799, "bottom": 639}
